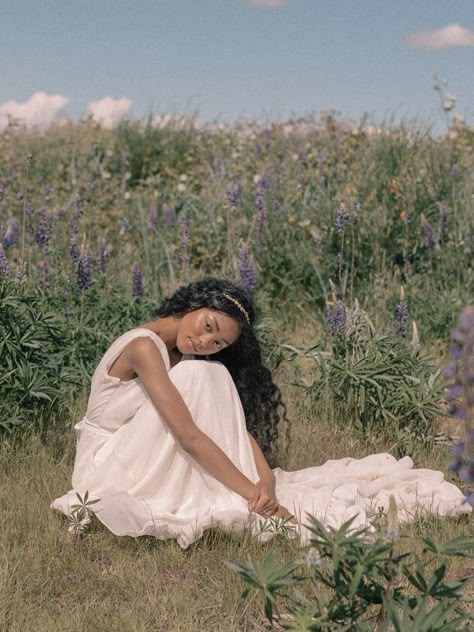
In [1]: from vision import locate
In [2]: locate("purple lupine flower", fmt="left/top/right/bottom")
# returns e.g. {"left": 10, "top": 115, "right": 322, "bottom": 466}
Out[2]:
{"left": 420, "top": 214, "right": 436, "bottom": 251}
{"left": 450, "top": 163, "right": 459, "bottom": 179}
{"left": 69, "top": 234, "right": 79, "bottom": 262}
{"left": 35, "top": 209, "right": 53, "bottom": 248}
{"left": 119, "top": 216, "right": 130, "bottom": 236}
{"left": 445, "top": 306, "right": 474, "bottom": 499}
{"left": 163, "top": 205, "right": 177, "bottom": 227}
{"left": 97, "top": 237, "right": 110, "bottom": 273}
{"left": 238, "top": 244, "right": 257, "bottom": 294}
{"left": 68, "top": 205, "right": 82, "bottom": 237}
{"left": 335, "top": 206, "right": 351, "bottom": 233}
{"left": 392, "top": 288, "right": 409, "bottom": 337}
{"left": 148, "top": 206, "right": 158, "bottom": 230}
{"left": 255, "top": 186, "right": 268, "bottom": 247}
{"left": 437, "top": 203, "right": 448, "bottom": 242}
{"left": 3, "top": 218, "right": 19, "bottom": 248}
{"left": 16, "top": 192, "right": 24, "bottom": 204}
{"left": 259, "top": 172, "right": 270, "bottom": 190}
{"left": 226, "top": 177, "right": 243, "bottom": 208}
{"left": 326, "top": 300, "right": 346, "bottom": 336}
{"left": 132, "top": 263, "right": 143, "bottom": 298}
{"left": 0, "top": 247, "right": 9, "bottom": 278}
{"left": 77, "top": 248, "right": 93, "bottom": 291}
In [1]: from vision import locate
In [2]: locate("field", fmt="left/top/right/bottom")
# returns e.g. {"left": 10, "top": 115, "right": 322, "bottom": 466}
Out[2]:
{"left": 0, "top": 113, "right": 473, "bottom": 630}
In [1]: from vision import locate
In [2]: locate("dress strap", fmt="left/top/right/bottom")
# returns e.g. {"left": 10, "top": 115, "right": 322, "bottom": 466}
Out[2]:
{"left": 99, "top": 328, "right": 171, "bottom": 377}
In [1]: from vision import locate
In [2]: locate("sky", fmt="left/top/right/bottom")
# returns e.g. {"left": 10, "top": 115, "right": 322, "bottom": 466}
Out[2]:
{"left": 1, "top": 0, "right": 473, "bottom": 131}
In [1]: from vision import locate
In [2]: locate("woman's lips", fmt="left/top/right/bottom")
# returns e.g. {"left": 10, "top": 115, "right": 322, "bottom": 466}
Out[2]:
{"left": 189, "top": 337, "right": 198, "bottom": 352}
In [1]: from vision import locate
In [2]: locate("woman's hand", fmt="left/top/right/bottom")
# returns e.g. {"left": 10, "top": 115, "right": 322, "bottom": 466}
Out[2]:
{"left": 248, "top": 479, "right": 278, "bottom": 517}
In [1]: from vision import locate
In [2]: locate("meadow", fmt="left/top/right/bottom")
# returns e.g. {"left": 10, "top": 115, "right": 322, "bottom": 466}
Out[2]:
{"left": 0, "top": 111, "right": 473, "bottom": 630}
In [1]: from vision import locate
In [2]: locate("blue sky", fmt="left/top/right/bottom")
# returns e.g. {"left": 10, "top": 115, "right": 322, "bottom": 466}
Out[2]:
{"left": 1, "top": 0, "right": 473, "bottom": 130}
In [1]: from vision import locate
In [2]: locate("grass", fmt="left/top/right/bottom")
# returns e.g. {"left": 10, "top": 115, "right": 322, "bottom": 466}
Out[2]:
{"left": 1, "top": 376, "right": 472, "bottom": 631}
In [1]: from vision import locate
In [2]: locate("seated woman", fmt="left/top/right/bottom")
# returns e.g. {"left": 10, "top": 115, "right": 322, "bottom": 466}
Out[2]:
{"left": 51, "top": 278, "right": 470, "bottom": 547}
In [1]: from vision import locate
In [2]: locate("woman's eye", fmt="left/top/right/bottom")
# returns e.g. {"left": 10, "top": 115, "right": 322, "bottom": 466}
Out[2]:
{"left": 215, "top": 340, "right": 222, "bottom": 348}
{"left": 205, "top": 320, "right": 211, "bottom": 331}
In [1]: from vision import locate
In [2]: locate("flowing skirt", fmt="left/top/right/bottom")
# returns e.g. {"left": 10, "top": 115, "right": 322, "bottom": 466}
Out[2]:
{"left": 51, "top": 361, "right": 470, "bottom": 548}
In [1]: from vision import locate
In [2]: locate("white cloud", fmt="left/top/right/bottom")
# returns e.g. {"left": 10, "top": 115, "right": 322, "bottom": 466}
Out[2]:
{"left": 405, "top": 24, "right": 474, "bottom": 51}
{"left": 0, "top": 91, "right": 69, "bottom": 130}
{"left": 244, "top": 0, "right": 286, "bottom": 7}
{"left": 86, "top": 97, "right": 133, "bottom": 128}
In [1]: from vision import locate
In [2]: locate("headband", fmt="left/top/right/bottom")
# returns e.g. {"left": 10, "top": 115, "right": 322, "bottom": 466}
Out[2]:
{"left": 222, "top": 293, "right": 250, "bottom": 325}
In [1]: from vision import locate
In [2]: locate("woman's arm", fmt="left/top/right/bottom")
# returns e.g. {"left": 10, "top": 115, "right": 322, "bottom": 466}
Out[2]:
{"left": 247, "top": 432, "right": 297, "bottom": 523}
{"left": 248, "top": 432, "right": 275, "bottom": 489}
{"left": 123, "top": 337, "right": 256, "bottom": 501}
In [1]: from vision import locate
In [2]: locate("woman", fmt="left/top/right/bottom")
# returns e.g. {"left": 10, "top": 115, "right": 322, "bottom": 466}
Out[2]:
{"left": 52, "top": 279, "right": 470, "bottom": 547}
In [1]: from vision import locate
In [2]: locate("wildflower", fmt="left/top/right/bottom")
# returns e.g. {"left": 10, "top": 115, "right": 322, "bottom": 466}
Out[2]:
{"left": 226, "top": 177, "right": 243, "bottom": 208}
{"left": 392, "top": 287, "right": 409, "bottom": 337}
{"left": 97, "top": 237, "right": 110, "bottom": 273}
{"left": 77, "top": 247, "right": 93, "bottom": 291}
{"left": 132, "top": 263, "right": 143, "bottom": 298}
{"left": 162, "top": 205, "right": 177, "bottom": 227}
{"left": 69, "top": 234, "right": 79, "bottom": 262}
{"left": 148, "top": 206, "right": 158, "bottom": 230}
{"left": 411, "top": 321, "right": 420, "bottom": 352}
{"left": 0, "top": 246, "right": 9, "bottom": 278}
{"left": 445, "top": 306, "right": 474, "bottom": 494}
{"left": 238, "top": 244, "right": 257, "bottom": 294}
{"left": 326, "top": 298, "right": 346, "bottom": 336}
{"left": 420, "top": 214, "right": 436, "bottom": 251}
{"left": 335, "top": 206, "right": 351, "bottom": 232}
{"left": 35, "top": 209, "right": 53, "bottom": 248}
{"left": 255, "top": 187, "right": 268, "bottom": 247}
{"left": 3, "top": 218, "right": 19, "bottom": 248}
{"left": 0, "top": 181, "right": 5, "bottom": 196}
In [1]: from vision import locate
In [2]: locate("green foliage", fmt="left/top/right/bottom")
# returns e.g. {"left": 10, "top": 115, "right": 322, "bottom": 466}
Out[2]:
{"left": 1, "top": 117, "right": 473, "bottom": 439}
{"left": 229, "top": 514, "right": 474, "bottom": 630}
{"left": 0, "top": 281, "right": 72, "bottom": 433}
{"left": 303, "top": 301, "right": 444, "bottom": 450}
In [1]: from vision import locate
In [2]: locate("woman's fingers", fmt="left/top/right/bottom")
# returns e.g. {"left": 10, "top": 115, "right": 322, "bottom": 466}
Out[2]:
{"left": 248, "top": 490, "right": 278, "bottom": 516}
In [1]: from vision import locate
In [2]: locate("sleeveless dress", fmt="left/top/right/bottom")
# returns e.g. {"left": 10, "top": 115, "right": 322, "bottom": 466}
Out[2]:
{"left": 51, "top": 328, "right": 471, "bottom": 548}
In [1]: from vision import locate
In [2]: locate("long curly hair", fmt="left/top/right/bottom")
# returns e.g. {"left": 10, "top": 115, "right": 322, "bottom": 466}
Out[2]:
{"left": 155, "top": 278, "right": 285, "bottom": 463}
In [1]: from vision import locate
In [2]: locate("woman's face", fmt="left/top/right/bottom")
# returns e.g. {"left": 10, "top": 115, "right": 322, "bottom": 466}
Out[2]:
{"left": 176, "top": 308, "right": 240, "bottom": 356}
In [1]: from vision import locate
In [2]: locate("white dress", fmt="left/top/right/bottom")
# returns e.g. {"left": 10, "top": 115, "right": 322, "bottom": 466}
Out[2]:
{"left": 51, "top": 328, "right": 471, "bottom": 548}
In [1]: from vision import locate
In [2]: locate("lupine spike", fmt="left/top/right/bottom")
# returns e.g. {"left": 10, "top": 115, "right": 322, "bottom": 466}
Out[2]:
{"left": 411, "top": 320, "right": 420, "bottom": 351}
{"left": 0, "top": 245, "right": 10, "bottom": 278}
{"left": 445, "top": 306, "right": 474, "bottom": 503}
{"left": 132, "top": 263, "right": 143, "bottom": 298}
{"left": 3, "top": 218, "right": 19, "bottom": 249}
{"left": 238, "top": 243, "right": 257, "bottom": 294}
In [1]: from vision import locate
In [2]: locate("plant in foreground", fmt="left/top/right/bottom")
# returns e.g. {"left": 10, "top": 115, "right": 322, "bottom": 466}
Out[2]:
{"left": 445, "top": 306, "right": 474, "bottom": 507}
{"left": 229, "top": 506, "right": 474, "bottom": 630}
{"left": 67, "top": 491, "right": 100, "bottom": 536}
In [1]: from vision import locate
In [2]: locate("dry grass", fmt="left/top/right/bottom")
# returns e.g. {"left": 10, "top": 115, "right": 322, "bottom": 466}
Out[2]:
{"left": 1, "top": 379, "right": 472, "bottom": 631}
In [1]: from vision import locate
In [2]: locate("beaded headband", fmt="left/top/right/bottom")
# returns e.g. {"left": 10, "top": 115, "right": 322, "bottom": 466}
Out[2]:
{"left": 222, "top": 293, "right": 250, "bottom": 325}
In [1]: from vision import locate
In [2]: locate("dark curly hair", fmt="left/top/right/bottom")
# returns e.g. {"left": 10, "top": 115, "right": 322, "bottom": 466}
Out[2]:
{"left": 155, "top": 278, "right": 285, "bottom": 464}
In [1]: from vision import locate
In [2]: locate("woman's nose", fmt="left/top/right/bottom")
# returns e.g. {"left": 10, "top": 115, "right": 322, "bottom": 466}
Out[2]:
{"left": 201, "top": 333, "right": 217, "bottom": 349}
